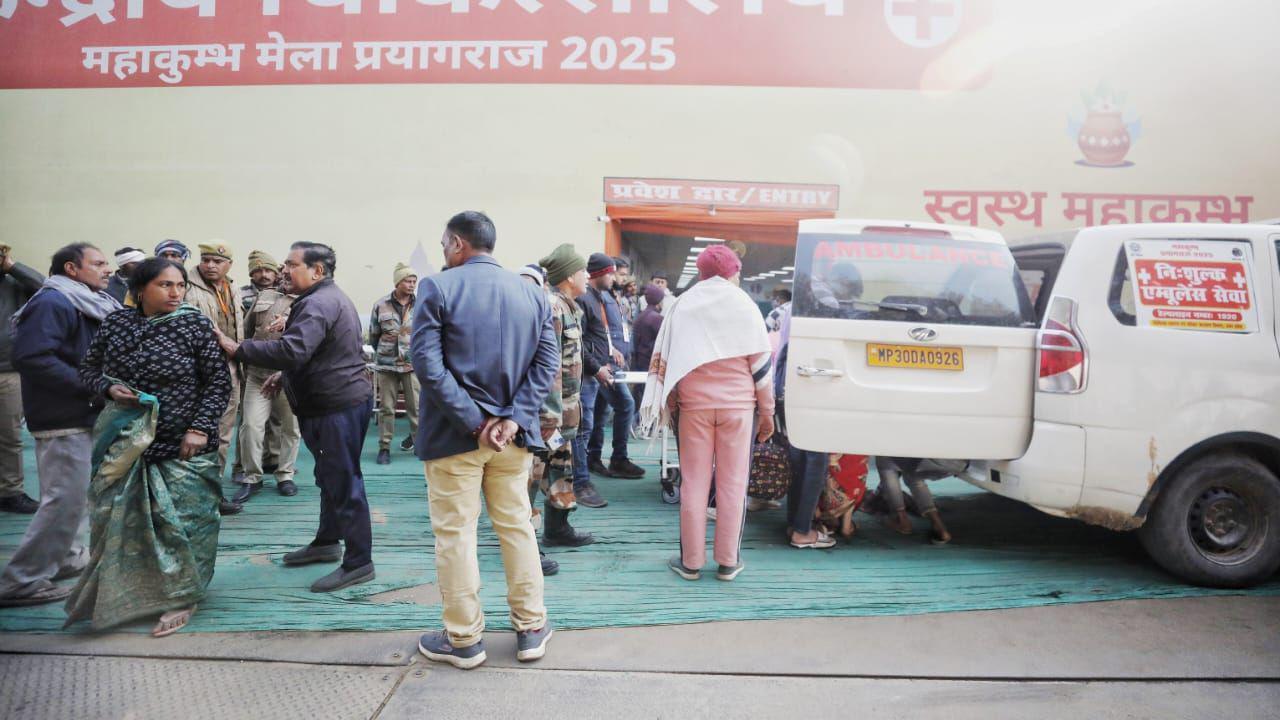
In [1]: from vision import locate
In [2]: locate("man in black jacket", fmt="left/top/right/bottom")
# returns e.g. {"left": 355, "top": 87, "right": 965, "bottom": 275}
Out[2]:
{"left": 0, "top": 246, "right": 44, "bottom": 514}
{"left": 0, "top": 243, "right": 116, "bottom": 607}
{"left": 219, "top": 241, "right": 376, "bottom": 594}
{"left": 585, "top": 255, "right": 645, "bottom": 484}
{"left": 573, "top": 251, "right": 645, "bottom": 504}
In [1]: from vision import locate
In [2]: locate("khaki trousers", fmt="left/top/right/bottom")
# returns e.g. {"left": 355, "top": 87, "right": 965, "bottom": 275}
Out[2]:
{"left": 233, "top": 387, "right": 280, "bottom": 475}
{"left": 0, "top": 372, "right": 24, "bottom": 497}
{"left": 216, "top": 365, "right": 241, "bottom": 473}
{"left": 376, "top": 371, "right": 419, "bottom": 449}
{"left": 238, "top": 367, "right": 301, "bottom": 485}
{"left": 424, "top": 444, "right": 546, "bottom": 647}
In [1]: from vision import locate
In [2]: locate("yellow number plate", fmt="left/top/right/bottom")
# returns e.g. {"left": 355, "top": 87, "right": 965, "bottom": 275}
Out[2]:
{"left": 866, "top": 343, "right": 964, "bottom": 371}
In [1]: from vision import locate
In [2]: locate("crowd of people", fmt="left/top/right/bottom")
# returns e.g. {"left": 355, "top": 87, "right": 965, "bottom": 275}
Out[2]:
{"left": 0, "top": 216, "right": 952, "bottom": 666}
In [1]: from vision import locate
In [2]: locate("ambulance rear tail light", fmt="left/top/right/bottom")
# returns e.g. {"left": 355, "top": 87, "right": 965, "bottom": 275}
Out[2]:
{"left": 1037, "top": 297, "right": 1087, "bottom": 393}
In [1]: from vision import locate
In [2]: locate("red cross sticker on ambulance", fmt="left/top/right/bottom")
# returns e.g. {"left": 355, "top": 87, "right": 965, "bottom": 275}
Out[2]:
{"left": 884, "top": 0, "right": 963, "bottom": 48}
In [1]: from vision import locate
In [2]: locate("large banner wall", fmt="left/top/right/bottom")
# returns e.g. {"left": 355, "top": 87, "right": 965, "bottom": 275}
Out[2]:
{"left": 2, "top": 0, "right": 1277, "bottom": 308}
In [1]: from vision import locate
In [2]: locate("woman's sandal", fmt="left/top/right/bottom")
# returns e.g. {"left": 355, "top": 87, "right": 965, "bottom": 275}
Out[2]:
{"left": 152, "top": 605, "right": 197, "bottom": 638}
{"left": 790, "top": 529, "right": 837, "bottom": 549}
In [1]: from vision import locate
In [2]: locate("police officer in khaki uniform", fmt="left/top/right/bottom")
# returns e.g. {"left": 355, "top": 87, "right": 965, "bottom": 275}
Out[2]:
{"left": 233, "top": 250, "right": 284, "bottom": 485}
{"left": 369, "top": 262, "right": 420, "bottom": 465}
{"left": 232, "top": 251, "right": 302, "bottom": 504}
{"left": 185, "top": 242, "right": 246, "bottom": 515}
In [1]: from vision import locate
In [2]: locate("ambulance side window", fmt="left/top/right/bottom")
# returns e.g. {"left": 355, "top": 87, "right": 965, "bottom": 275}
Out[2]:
{"left": 1108, "top": 248, "right": 1137, "bottom": 326}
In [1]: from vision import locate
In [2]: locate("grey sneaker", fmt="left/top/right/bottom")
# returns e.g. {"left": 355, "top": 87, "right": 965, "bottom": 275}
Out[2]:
{"left": 309, "top": 562, "right": 375, "bottom": 593}
{"left": 419, "top": 630, "right": 487, "bottom": 670}
{"left": 516, "top": 622, "right": 553, "bottom": 662}
{"left": 283, "top": 543, "right": 342, "bottom": 566}
{"left": 716, "top": 562, "right": 744, "bottom": 582}
{"left": 576, "top": 483, "right": 608, "bottom": 509}
{"left": 667, "top": 555, "right": 700, "bottom": 581}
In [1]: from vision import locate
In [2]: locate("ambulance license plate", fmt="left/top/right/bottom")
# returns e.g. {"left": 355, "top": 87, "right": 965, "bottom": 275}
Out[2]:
{"left": 866, "top": 343, "right": 964, "bottom": 371}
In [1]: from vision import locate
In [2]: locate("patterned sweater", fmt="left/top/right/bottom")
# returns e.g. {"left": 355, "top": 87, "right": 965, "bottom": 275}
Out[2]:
{"left": 81, "top": 307, "right": 232, "bottom": 461}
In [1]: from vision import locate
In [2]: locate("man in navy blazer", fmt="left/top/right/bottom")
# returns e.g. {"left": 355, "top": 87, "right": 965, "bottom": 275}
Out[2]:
{"left": 412, "top": 211, "right": 559, "bottom": 670}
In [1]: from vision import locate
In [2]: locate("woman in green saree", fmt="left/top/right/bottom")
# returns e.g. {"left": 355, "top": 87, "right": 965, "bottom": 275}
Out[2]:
{"left": 68, "top": 258, "right": 232, "bottom": 637}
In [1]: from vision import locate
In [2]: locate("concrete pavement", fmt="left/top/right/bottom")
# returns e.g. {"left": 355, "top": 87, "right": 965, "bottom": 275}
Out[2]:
{"left": 3, "top": 595, "right": 1277, "bottom": 718}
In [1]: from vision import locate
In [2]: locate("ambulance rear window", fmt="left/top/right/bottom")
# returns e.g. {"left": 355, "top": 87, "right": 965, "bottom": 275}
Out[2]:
{"left": 791, "top": 233, "right": 1036, "bottom": 327}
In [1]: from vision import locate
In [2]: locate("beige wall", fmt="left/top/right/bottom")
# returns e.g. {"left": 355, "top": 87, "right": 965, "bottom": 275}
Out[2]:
{"left": 3, "top": 0, "right": 1277, "bottom": 311}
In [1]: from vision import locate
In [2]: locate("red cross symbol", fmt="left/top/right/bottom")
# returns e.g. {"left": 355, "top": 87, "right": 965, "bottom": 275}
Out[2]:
{"left": 891, "top": 0, "right": 957, "bottom": 41}
{"left": 1232, "top": 271, "right": 1247, "bottom": 288}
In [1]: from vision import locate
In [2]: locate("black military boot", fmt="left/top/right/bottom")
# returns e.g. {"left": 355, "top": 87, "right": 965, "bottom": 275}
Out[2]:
{"left": 542, "top": 504, "right": 595, "bottom": 547}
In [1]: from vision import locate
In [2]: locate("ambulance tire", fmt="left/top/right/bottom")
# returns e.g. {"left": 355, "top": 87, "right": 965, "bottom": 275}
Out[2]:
{"left": 1139, "top": 453, "right": 1280, "bottom": 589}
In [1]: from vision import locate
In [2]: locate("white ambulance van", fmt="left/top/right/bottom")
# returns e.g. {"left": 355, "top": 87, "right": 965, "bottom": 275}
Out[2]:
{"left": 785, "top": 220, "right": 1280, "bottom": 588}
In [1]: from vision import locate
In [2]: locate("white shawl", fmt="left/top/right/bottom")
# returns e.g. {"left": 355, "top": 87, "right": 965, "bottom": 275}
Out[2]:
{"left": 636, "top": 276, "right": 772, "bottom": 436}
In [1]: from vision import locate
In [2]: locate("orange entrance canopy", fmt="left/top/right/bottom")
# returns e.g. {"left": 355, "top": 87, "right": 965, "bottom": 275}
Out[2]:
{"left": 603, "top": 203, "right": 836, "bottom": 255}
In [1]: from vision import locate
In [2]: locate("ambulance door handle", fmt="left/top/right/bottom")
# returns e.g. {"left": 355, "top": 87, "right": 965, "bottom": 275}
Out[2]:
{"left": 796, "top": 366, "right": 844, "bottom": 378}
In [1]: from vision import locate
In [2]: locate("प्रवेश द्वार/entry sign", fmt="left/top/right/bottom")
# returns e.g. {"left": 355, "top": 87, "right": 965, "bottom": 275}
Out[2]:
{"left": 1125, "top": 239, "right": 1257, "bottom": 333}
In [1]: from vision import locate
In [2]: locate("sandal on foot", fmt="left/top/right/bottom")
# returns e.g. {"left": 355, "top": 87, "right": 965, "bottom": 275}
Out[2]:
{"left": 790, "top": 530, "right": 837, "bottom": 549}
{"left": 152, "top": 605, "right": 196, "bottom": 638}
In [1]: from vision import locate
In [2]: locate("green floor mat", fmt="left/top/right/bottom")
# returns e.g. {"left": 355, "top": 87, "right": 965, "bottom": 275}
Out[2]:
{"left": 2, "top": 420, "right": 1277, "bottom": 635}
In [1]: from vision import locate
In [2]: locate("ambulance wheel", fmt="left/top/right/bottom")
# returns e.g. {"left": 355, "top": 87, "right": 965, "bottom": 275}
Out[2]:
{"left": 661, "top": 469, "right": 681, "bottom": 505}
{"left": 1139, "top": 453, "right": 1280, "bottom": 588}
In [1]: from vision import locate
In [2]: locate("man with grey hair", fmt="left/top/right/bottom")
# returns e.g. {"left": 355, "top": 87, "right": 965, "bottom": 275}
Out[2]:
{"left": 0, "top": 243, "right": 117, "bottom": 606}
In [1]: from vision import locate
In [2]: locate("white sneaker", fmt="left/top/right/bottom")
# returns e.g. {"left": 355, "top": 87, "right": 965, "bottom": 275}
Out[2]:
{"left": 706, "top": 507, "right": 717, "bottom": 521}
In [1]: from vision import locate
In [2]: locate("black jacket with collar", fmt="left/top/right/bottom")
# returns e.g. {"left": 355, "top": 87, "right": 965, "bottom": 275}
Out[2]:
{"left": 575, "top": 286, "right": 610, "bottom": 378}
{"left": 234, "top": 278, "right": 371, "bottom": 418}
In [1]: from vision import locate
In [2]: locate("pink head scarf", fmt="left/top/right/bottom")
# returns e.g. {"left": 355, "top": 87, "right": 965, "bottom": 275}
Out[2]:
{"left": 696, "top": 244, "right": 742, "bottom": 281}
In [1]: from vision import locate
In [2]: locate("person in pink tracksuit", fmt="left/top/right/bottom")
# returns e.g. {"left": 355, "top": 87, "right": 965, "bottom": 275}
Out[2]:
{"left": 637, "top": 244, "right": 774, "bottom": 582}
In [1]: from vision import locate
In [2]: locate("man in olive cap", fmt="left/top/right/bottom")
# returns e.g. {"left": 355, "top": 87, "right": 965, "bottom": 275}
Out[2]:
{"left": 186, "top": 242, "right": 246, "bottom": 512}
{"left": 233, "top": 250, "right": 301, "bottom": 503}
{"left": 531, "top": 244, "right": 595, "bottom": 552}
{"left": 232, "top": 249, "right": 285, "bottom": 489}
{"left": 241, "top": 250, "right": 281, "bottom": 313}
{"left": 370, "top": 262, "right": 420, "bottom": 465}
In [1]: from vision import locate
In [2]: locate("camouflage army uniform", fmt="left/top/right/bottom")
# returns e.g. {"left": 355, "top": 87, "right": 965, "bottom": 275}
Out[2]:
{"left": 530, "top": 287, "right": 583, "bottom": 511}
